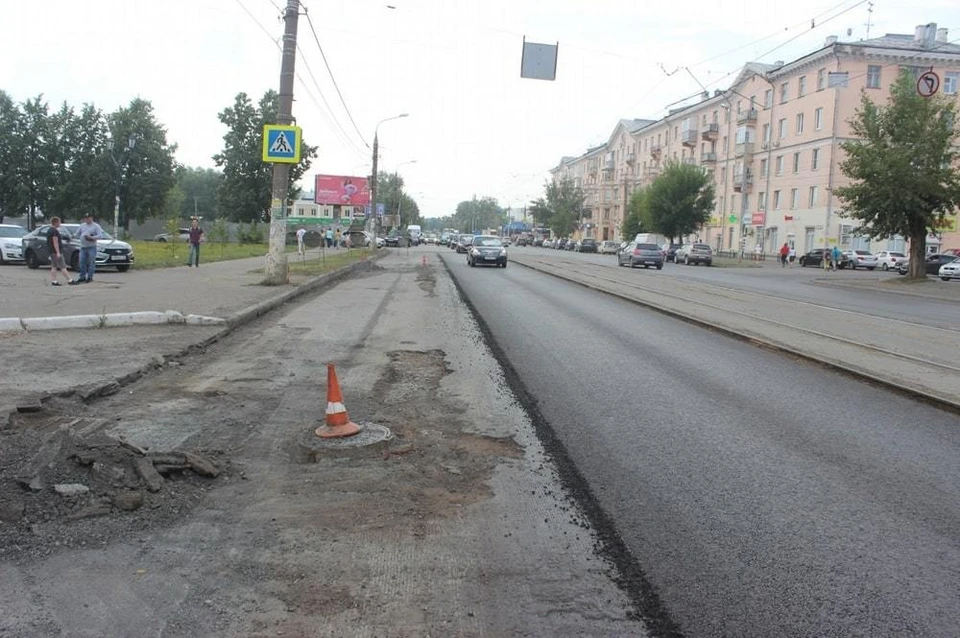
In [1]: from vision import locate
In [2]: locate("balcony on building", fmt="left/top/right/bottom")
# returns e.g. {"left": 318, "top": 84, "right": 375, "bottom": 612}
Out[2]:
{"left": 734, "top": 141, "right": 755, "bottom": 158}
{"left": 701, "top": 152, "right": 717, "bottom": 164}
{"left": 602, "top": 153, "right": 615, "bottom": 173}
{"left": 626, "top": 152, "right": 636, "bottom": 165}
{"left": 733, "top": 170, "right": 753, "bottom": 192}
{"left": 681, "top": 128, "right": 698, "bottom": 147}
{"left": 645, "top": 165, "right": 661, "bottom": 179}
{"left": 701, "top": 123, "right": 719, "bottom": 140}
{"left": 650, "top": 144, "right": 662, "bottom": 159}
{"left": 681, "top": 156, "right": 697, "bottom": 165}
{"left": 737, "top": 109, "right": 758, "bottom": 125}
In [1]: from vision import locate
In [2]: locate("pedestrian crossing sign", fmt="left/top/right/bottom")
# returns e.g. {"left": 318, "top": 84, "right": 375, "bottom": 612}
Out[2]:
{"left": 262, "top": 125, "right": 302, "bottom": 163}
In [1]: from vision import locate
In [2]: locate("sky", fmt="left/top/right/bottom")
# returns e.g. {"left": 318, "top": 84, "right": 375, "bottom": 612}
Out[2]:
{"left": 2, "top": 0, "right": 959, "bottom": 218}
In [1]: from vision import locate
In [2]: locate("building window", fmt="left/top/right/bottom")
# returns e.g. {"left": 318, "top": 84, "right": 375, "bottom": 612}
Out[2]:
{"left": 812, "top": 148, "right": 820, "bottom": 170}
{"left": 775, "top": 155, "right": 784, "bottom": 176}
{"left": 759, "top": 191, "right": 767, "bottom": 211}
{"left": 762, "top": 123, "right": 771, "bottom": 144}
{"left": 780, "top": 82, "right": 789, "bottom": 103}
{"left": 796, "top": 112, "right": 804, "bottom": 135}
{"left": 731, "top": 194, "right": 737, "bottom": 213}
{"left": 945, "top": 72, "right": 959, "bottom": 95}
{"left": 798, "top": 76, "right": 807, "bottom": 97}
{"left": 764, "top": 89, "right": 773, "bottom": 108}
{"left": 777, "top": 118, "right": 786, "bottom": 139}
{"left": 793, "top": 152, "right": 800, "bottom": 173}
{"left": 867, "top": 65, "right": 882, "bottom": 89}
{"left": 817, "top": 68, "right": 826, "bottom": 90}
{"left": 808, "top": 185, "right": 819, "bottom": 207}
{"left": 791, "top": 188, "right": 799, "bottom": 209}
{"left": 760, "top": 158, "right": 769, "bottom": 178}
{"left": 814, "top": 107, "right": 824, "bottom": 130}
{"left": 774, "top": 190, "right": 782, "bottom": 210}
{"left": 722, "top": 136, "right": 729, "bottom": 154}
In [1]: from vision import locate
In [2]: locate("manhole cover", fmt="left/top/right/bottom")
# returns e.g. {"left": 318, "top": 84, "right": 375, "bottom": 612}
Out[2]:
{"left": 295, "top": 422, "right": 393, "bottom": 462}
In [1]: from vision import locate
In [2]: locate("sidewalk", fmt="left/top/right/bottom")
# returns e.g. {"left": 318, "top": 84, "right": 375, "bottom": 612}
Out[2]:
{"left": 0, "top": 250, "right": 377, "bottom": 423}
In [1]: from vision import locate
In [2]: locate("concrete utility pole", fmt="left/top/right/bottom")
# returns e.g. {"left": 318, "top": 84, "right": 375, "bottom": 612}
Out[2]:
{"left": 369, "top": 114, "right": 408, "bottom": 238}
{"left": 263, "top": 0, "right": 300, "bottom": 285}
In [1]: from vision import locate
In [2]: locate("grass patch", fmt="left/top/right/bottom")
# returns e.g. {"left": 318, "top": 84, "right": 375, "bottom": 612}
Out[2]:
{"left": 287, "top": 248, "right": 374, "bottom": 275}
{"left": 130, "top": 241, "right": 280, "bottom": 269}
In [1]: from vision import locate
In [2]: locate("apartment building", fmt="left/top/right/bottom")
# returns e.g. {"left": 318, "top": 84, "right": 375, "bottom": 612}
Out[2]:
{"left": 552, "top": 23, "right": 960, "bottom": 253}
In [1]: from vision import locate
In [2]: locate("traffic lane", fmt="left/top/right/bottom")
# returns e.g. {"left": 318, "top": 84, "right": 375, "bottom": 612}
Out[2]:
{"left": 511, "top": 247, "right": 960, "bottom": 330}
{"left": 444, "top": 251, "right": 960, "bottom": 638}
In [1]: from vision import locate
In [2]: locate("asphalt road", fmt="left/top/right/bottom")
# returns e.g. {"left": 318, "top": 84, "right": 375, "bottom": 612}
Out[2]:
{"left": 441, "top": 247, "right": 960, "bottom": 638}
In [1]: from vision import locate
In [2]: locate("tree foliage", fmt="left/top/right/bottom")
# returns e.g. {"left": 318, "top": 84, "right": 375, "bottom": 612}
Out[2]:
{"left": 377, "top": 171, "right": 421, "bottom": 229}
{"left": 836, "top": 69, "right": 960, "bottom": 278}
{"left": 530, "top": 176, "right": 584, "bottom": 237}
{"left": 0, "top": 92, "right": 176, "bottom": 233}
{"left": 642, "top": 161, "right": 714, "bottom": 241}
{"left": 176, "top": 166, "right": 224, "bottom": 219}
{"left": 452, "top": 196, "right": 505, "bottom": 232}
{"left": 621, "top": 188, "right": 649, "bottom": 240}
{"left": 213, "top": 91, "right": 318, "bottom": 223}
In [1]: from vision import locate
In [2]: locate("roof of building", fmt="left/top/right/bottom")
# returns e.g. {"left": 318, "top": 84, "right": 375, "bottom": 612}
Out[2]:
{"left": 854, "top": 33, "right": 960, "bottom": 54}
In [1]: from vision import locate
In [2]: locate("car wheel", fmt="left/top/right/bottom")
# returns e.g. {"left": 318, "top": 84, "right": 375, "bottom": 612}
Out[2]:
{"left": 850, "top": 263, "right": 856, "bottom": 270}
{"left": 502, "top": 261, "right": 507, "bottom": 269}
{"left": 941, "top": 276, "right": 950, "bottom": 281}
{"left": 117, "top": 265, "right": 130, "bottom": 272}
{"left": 705, "top": 261, "right": 712, "bottom": 267}
{"left": 70, "top": 252, "right": 80, "bottom": 271}
{"left": 656, "top": 264, "right": 663, "bottom": 270}
{"left": 881, "top": 263, "right": 889, "bottom": 271}
{"left": 157, "top": 237, "right": 167, "bottom": 242}
{"left": 25, "top": 250, "right": 40, "bottom": 269}
{"left": 867, "top": 267, "right": 875, "bottom": 271}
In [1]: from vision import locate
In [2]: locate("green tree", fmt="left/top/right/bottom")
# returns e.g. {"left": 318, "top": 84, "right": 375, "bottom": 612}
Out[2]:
{"left": 643, "top": 160, "right": 715, "bottom": 240}
{"left": 453, "top": 196, "right": 504, "bottom": 232}
{"left": 176, "top": 166, "right": 223, "bottom": 219}
{"left": 622, "top": 188, "right": 649, "bottom": 240}
{"left": 213, "top": 91, "right": 317, "bottom": 223}
{"left": 107, "top": 98, "right": 178, "bottom": 231}
{"left": 0, "top": 91, "right": 25, "bottom": 222}
{"left": 377, "top": 172, "right": 421, "bottom": 229}
{"left": 529, "top": 177, "right": 584, "bottom": 238}
{"left": 47, "top": 102, "right": 112, "bottom": 222}
{"left": 16, "top": 96, "right": 57, "bottom": 230}
{"left": 836, "top": 69, "right": 960, "bottom": 279}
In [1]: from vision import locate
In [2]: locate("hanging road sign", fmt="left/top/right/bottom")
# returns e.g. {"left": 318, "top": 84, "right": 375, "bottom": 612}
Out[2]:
{"left": 917, "top": 71, "right": 940, "bottom": 98}
{"left": 262, "top": 125, "right": 302, "bottom": 163}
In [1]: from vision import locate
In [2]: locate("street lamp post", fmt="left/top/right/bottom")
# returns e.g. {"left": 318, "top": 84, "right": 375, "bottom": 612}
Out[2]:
{"left": 107, "top": 135, "right": 136, "bottom": 238}
{"left": 370, "top": 113, "right": 408, "bottom": 237}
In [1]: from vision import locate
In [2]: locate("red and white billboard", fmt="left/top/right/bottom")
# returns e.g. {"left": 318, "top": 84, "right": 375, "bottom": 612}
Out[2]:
{"left": 314, "top": 175, "right": 370, "bottom": 206}
{"left": 751, "top": 211, "right": 766, "bottom": 226}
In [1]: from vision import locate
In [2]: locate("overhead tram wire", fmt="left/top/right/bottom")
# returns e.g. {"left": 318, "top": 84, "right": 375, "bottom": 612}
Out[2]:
{"left": 301, "top": 5, "right": 370, "bottom": 149}
{"left": 233, "top": 0, "right": 368, "bottom": 160}
{"left": 295, "top": 44, "right": 369, "bottom": 158}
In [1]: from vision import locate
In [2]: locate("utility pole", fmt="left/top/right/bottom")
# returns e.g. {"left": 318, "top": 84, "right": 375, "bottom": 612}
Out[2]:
{"left": 263, "top": 0, "right": 300, "bottom": 285}
{"left": 371, "top": 134, "right": 380, "bottom": 237}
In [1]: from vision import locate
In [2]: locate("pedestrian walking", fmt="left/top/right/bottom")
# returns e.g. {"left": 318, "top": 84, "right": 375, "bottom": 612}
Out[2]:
{"left": 187, "top": 217, "right": 204, "bottom": 267}
{"left": 296, "top": 226, "right": 306, "bottom": 256}
{"left": 47, "top": 217, "right": 72, "bottom": 286}
{"left": 831, "top": 245, "right": 842, "bottom": 271}
{"left": 71, "top": 213, "right": 102, "bottom": 284}
{"left": 754, "top": 243, "right": 763, "bottom": 262}
{"left": 335, "top": 228, "right": 341, "bottom": 249}
{"left": 325, "top": 227, "right": 334, "bottom": 248}
{"left": 788, "top": 245, "right": 796, "bottom": 267}
{"left": 779, "top": 242, "right": 789, "bottom": 267}
{"left": 822, "top": 248, "right": 830, "bottom": 270}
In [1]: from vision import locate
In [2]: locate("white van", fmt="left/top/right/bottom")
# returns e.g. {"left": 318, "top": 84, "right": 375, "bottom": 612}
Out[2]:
{"left": 406, "top": 225, "right": 423, "bottom": 244}
{"left": 633, "top": 233, "right": 667, "bottom": 246}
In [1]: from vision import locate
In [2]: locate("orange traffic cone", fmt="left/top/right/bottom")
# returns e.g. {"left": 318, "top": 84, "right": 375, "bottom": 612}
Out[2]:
{"left": 315, "top": 363, "right": 361, "bottom": 438}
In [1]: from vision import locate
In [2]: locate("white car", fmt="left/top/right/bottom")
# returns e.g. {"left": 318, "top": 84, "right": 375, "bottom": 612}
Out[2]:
{"left": 874, "top": 250, "right": 906, "bottom": 271}
{"left": 842, "top": 250, "right": 878, "bottom": 270}
{"left": 598, "top": 240, "right": 620, "bottom": 254}
{"left": 0, "top": 223, "right": 27, "bottom": 263}
{"left": 939, "top": 258, "right": 960, "bottom": 281}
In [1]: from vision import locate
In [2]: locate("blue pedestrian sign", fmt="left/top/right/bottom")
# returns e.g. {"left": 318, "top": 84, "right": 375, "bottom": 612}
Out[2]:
{"left": 262, "top": 125, "right": 302, "bottom": 164}
{"left": 376, "top": 203, "right": 385, "bottom": 217}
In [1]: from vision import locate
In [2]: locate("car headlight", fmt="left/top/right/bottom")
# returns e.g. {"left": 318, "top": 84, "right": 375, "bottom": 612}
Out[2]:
{"left": 499, "top": 248, "right": 507, "bottom": 256}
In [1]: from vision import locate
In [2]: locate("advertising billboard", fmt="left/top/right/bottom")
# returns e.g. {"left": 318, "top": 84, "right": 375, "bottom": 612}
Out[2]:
{"left": 751, "top": 211, "right": 766, "bottom": 226}
{"left": 314, "top": 175, "right": 370, "bottom": 206}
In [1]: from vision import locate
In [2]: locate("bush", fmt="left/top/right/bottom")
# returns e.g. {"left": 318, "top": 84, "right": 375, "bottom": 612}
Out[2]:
{"left": 237, "top": 221, "right": 266, "bottom": 244}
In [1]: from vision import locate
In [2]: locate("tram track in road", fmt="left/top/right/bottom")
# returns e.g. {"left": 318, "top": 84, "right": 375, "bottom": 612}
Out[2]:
{"left": 510, "top": 254, "right": 960, "bottom": 410}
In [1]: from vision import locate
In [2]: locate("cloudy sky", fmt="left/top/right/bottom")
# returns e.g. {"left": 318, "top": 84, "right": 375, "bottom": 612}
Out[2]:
{"left": 2, "top": 0, "right": 958, "bottom": 218}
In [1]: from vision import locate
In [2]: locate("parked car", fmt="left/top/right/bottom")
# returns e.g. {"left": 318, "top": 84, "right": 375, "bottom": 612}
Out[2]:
{"left": 677, "top": 243, "right": 713, "bottom": 266}
{"left": 153, "top": 228, "right": 191, "bottom": 242}
{"left": 617, "top": 242, "right": 664, "bottom": 269}
{"left": 798, "top": 249, "right": 831, "bottom": 268}
{"left": 842, "top": 249, "right": 877, "bottom": 270}
{"left": 939, "top": 258, "right": 960, "bottom": 281}
{"left": 941, "top": 248, "right": 960, "bottom": 257}
{"left": 456, "top": 234, "right": 474, "bottom": 254}
{"left": 22, "top": 224, "right": 134, "bottom": 272}
{"left": 467, "top": 235, "right": 507, "bottom": 268}
{"left": 566, "top": 239, "right": 577, "bottom": 251}
{"left": 577, "top": 238, "right": 598, "bottom": 253}
{"left": 874, "top": 250, "right": 906, "bottom": 271}
{"left": 542, "top": 238, "right": 554, "bottom": 249}
{"left": 0, "top": 223, "right": 27, "bottom": 264}
{"left": 556, "top": 238, "right": 567, "bottom": 250}
{"left": 598, "top": 240, "right": 619, "bottom": 255}
{"left": 897, "top": 253, "right": 960, "bottom": 276}
{"left": 661, "top": 242, "right": 683, "bottom": 262}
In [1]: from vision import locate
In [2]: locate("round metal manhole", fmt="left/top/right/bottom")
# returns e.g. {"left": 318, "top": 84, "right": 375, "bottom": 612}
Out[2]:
{"left": 295, "top": 422, "right": 393, "bottom": 461}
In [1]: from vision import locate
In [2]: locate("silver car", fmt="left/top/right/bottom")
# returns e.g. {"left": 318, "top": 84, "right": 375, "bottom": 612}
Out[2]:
{"left": 842, "top": 250, "right": 877, "bottom": 270}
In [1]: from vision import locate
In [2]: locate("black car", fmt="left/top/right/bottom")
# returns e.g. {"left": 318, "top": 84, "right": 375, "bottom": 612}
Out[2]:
{"left": 467, "top": 235, "right": 507, "bottom": 268}
{"left": 798, "top": 248, "right": 848, "bottom": 268}
{"left": 662, "top": 242, "right": 683, "bottom": 262}
{"left": 577, "top": 238, "right": 598, "bottom": 253}
{"left": 896, "top": 253, "right": 960, "bottom": 275}
{"left": 22, "top": 224, "right": 134, "bottom": 272}
{"left": 456, "top": 234, "right": 474, "bottom": 254}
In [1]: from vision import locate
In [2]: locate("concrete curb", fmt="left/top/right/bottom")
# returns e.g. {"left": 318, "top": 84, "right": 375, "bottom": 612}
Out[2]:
{"left": 8, "top": 310, "right": 226, "bottom": 332}
{"left": 510, "top": 256, "right": 960, "bottom": 413}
